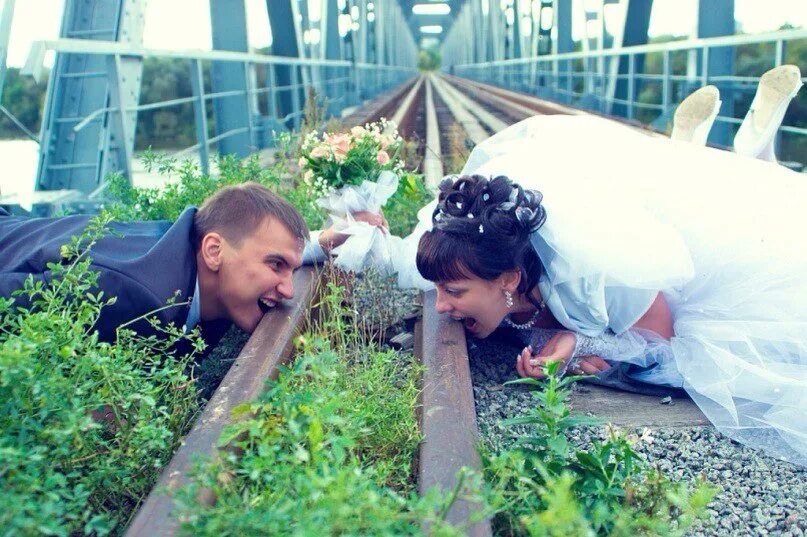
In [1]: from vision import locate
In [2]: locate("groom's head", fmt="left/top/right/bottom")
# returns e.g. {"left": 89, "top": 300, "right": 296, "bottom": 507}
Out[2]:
{"left": 193, "top": 182, "right": 309, "bottom": 332}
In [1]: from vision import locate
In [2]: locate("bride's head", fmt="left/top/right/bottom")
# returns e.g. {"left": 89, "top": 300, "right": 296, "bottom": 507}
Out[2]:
{"left": 416, "top": 174, "right": 547, "bottom": 337}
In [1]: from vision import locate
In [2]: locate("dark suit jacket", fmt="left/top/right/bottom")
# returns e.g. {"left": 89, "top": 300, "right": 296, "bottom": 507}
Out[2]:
{"left": 0, "top": 206, "right": 227, "bottom": 346}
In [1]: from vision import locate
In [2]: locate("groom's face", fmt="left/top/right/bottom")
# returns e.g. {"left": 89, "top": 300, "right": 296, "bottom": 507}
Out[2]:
{"left": 214, "top": 217, "right": 304, "bottom": 332}
{"left": 434, "top": 276, "right": 509, "bottom": 338}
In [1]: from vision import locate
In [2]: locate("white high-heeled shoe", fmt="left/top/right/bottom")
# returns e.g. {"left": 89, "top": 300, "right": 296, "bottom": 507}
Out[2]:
{"left": 670, "top": 85, "right": 722, "bottom": 146}
{"left": 734, "top": 65, "right": 803, "bottom": 159}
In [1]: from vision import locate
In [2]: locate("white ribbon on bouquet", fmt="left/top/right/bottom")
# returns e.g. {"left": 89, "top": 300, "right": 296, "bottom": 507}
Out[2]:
{"left": 317, "top": 170, "right": 400, "bottom": 273}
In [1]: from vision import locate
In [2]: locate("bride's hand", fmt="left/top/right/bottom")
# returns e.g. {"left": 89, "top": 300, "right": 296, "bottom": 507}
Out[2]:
{"left": 516, "top": 331, "right": 577, "bottom": 379}
{"left": 515, "top": 332, "right": 611, "bottom": 378}
{"left": 318, "top": 211, "right": 389, "bottom": 253}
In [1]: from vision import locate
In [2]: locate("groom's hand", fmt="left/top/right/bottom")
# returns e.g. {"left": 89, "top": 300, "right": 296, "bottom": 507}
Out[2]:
{"left": 318, "top": 211, "right": 389, "bottom": 254}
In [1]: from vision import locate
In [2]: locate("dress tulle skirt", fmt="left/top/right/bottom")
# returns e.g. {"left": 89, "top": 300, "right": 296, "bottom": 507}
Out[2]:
{"left": 462, "top": 115, "right": 807, "bottom": 465}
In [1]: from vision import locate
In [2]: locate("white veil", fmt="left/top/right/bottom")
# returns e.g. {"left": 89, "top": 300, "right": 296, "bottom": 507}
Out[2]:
{"left": 397, "top": 113, "right": 807, "bottom": 466}
{"left": 459, "top": 116, "right": 695, "bottom": 292}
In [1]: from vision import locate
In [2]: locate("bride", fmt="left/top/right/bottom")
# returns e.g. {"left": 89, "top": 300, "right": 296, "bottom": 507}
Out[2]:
{"left": 400, "top": 65, "right": 807, "bottom": 466}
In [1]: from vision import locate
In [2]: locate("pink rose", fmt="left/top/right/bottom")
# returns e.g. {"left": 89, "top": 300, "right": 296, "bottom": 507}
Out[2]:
{"left": 350, "top": 126, "right": 366, "bottom": 137}
{"left": 298, "top": 156, "right": 307, "bottom": 167}
{"left": 326, "top": 133, "right": 352, "bottom": 157}
{"left": 376, "top": 150, "right": 390, "bottom": 165}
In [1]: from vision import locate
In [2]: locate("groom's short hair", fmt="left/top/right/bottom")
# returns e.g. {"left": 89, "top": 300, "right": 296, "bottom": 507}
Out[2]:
{"left": 193, "top": 182, "right": 309, "bottom": 249}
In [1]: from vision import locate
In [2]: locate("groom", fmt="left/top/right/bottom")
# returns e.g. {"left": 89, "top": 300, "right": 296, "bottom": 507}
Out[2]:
{"left": 0, "top": 182, "right": 385, "bottom": 346}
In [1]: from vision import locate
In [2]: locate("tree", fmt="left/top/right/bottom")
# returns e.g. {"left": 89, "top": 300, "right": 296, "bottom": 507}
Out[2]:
{"left": 0, "top": 67, "right": 47, "bottom": 139}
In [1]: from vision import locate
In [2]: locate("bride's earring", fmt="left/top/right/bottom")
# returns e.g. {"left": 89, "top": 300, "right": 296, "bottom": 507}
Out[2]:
{"left": 504, "top": 290, "right": 514, "bottom": 309}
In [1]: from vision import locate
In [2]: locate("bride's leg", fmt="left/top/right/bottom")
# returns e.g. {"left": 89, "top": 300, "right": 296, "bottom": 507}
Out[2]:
{"left": 671, "top": 85, "right": 721, "bottom": 146}
{"left": 734, "top": 65, "right": 803, "bottom": 163}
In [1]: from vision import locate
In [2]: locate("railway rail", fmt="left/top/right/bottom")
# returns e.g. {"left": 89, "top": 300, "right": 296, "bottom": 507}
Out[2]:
{"left": 124, "top": 72, "right": 609, "bottom": 535}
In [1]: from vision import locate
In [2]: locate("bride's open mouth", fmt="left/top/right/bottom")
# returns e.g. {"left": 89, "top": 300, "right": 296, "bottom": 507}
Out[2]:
{"left": 451, "top": 315, "right": 480, "bottom": 334}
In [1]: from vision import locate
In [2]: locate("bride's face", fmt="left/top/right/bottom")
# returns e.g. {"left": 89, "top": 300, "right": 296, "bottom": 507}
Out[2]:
{"left": 434, "top": 275, "right": 510, "bottom": 338}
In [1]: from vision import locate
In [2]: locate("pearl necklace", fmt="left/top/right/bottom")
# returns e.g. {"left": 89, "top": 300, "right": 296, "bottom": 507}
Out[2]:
{"left": 502, "top": 302, "right": 546, "bottom": 330}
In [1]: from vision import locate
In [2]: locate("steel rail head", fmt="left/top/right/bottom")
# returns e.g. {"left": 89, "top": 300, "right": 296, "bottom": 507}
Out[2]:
{"left": 430, "top": 73, "right": 489, "bottom": 145}
{"left": 417, "top": 290, "right": 492, "bottom": 536}
{"left": 388, "top": 75, "right": 425, "bottom": 135}
{"left": 340, "top": 76, "right": 420, "bottom": 128}
{"left": 436, "top": 74, "right": 510, "bottom": 133}
{"left": 422, "top": 77, "right": 444, "bottom": 189}
{"left": 126, "top": 268, "right": 320, "bottom": 537}
{"left": 444, "top": 73, "right": 580, "bottom": 117}
{"left": 447, "top": 74, "right": 668, "bottom": 139}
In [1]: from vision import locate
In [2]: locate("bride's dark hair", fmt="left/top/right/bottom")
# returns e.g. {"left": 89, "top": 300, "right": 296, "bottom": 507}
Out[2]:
{"left": 416, "top": 174, "right": 547, "bottom": 305}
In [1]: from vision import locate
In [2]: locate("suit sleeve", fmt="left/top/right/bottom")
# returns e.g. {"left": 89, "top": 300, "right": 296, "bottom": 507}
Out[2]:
{"left": 0, "top": 272, "right": 50, "bottom": 306}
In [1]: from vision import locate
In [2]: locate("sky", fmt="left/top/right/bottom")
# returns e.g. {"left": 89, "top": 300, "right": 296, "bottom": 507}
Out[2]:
{"left": 3, "top": 0, "right": 806, "bottom": 68}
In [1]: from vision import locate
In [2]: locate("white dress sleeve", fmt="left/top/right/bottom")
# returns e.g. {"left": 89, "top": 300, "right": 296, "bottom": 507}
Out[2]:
{"left": 302, "top": 230, "right": 326, "bottom": 265}
{"left": 537, "top": 275, "right": 657, "bottom": 337}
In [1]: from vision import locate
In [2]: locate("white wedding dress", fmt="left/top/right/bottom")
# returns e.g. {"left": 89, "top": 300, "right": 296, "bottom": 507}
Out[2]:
{"left": 399, "top": 114, "right": 807, "bottom": 466}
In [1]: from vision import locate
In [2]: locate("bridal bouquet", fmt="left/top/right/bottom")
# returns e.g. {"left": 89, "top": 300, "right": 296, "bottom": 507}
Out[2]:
{"left": 299, "top": 119, "right": 406, "bottom": 272}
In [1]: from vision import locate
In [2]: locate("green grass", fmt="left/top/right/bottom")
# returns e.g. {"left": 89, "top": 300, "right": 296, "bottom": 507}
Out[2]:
{"left": 174, "top": 276, "right": 465, "bottom": 536}
{"left": 104, "top": 143, "right": 432, "bottom": 239}
{"left": 484, "top": 362, "right": 716, "bottom": 536}
{"left": 0, "top": 216, "right": 203, "bottom": 536}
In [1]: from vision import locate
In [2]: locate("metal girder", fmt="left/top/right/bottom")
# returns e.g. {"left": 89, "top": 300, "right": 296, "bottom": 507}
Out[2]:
{"left": 36, "top": 0, "right": 145, "bottom": 194}
{"left": 511, "top": 0, "right": 522, "bottom": 59}
{"left": 696, "top": 0, "right": 735, "bottom": 145}
{"left": 550, "top": 0, "right": 573, "bottom": 103}
{"left": 322, "top": 0, "right": 343, "bottom": 114}
{"left": 266, "top": 0, "right": 303, "bottom": 129}
{"left": 323, "top": 0, "right": 341, "bottom": 63}
{"left": 612, "top": 0, "right": 653, "bottom": 118}
{"left": 209, "top": 0, "right": 253, "bottom": 159}
{"left": 0, "top": 0, "right": 15, "bottom": 101}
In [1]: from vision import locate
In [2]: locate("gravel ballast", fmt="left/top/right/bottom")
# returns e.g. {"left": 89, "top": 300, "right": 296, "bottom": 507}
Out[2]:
{"left": 469, "top": 333, "right": 807, "bottom": 536}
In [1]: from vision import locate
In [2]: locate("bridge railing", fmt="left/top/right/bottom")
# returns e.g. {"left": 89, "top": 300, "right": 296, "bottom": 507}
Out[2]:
{"left": 22, "top": 38, "right": 415, "bottom": 188}
{"left": 451, "top": 29, "right": 807, "bottom": 160}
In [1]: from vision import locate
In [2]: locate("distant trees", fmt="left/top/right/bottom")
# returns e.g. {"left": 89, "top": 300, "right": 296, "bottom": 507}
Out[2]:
{"left": 0, "top": 59, "right": 202, "bottom": 150}
{"left": 417, "top": 48, "right": 441, "bottom": 71}
{"left": 0, "top": 31, "right": 803, "bottom": 161}
{"left": 134, "top": 57, "right": 201, "bottom": 150}
{"left": 0, "top": 67, "right": 46, "bottom": 139}
{"left": 632, "top": 27, "right": 806, "bottom": 161}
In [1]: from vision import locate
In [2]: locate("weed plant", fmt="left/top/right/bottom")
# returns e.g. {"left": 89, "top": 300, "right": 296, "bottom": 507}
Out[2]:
{"left": 384, "top": 172, "right": 433, "bottom": 237}
{"left": 342, "top": 267, "right": 420, "bottom": 344}
{"left": 0, "top": 216, "right": 203, "bottom": 535}
{"left": 104, "top": 138, "right": 431, "bottom": 239}
{"left": 175, "top": 272, "right": 468, "bottom": 535}
{"left": 485, "top": 361, "right": 716, "bottom": 536}
{"left": 447, "top": 124, "right": 472, "bottom": 175}
{"left": 104, "top": 151, "right": 285, "bottom": 223}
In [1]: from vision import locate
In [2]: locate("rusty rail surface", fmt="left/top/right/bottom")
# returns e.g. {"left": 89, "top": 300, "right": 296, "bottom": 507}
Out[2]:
{"left": 126, "top": 268, "right": 319, "bottom": 537}
{"left": 341, "top": 76, "right": 420, "bottom": 129}
{"left": 444, "top": 73, "right": 667, "bottom": 138}
{"left": 444, "top": 73, "right": 578, "bottom": 117}
{"left": 388, "top": 75, "right": 425, "bottom": 138}
{"left": 417, "top": 291, "right": 492, "bottom": 536}
{"left": 125, "top": 73, "right": 501, "bottom": 535}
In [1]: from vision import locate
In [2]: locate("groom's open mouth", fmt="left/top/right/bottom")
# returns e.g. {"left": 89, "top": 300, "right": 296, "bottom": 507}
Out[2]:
{"left": 257, "top": 297, "right": 277, "bottom": 314}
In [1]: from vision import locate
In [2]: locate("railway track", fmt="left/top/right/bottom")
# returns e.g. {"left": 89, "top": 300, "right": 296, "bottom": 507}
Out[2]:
{"left": 125, "top": 72, "right": 631, "bottom": 535}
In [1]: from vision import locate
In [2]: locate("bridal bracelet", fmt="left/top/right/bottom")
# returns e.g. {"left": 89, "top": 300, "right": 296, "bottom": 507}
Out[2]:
{"left": 528, "top": 328, "right": 622, "bottom": 376}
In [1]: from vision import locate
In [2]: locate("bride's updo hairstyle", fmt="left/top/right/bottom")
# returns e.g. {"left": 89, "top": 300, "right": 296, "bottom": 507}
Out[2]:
{"left": 417, "top": 174, "right": 547, "bottom": 304}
